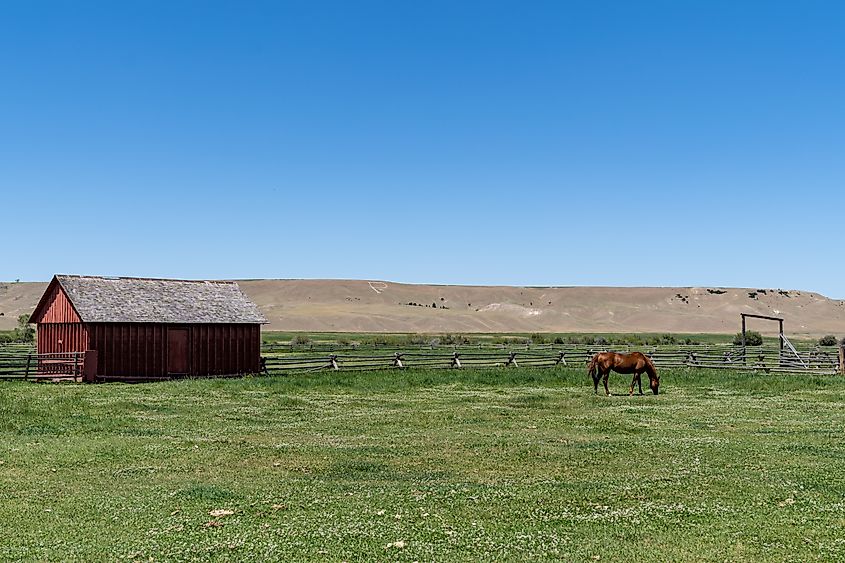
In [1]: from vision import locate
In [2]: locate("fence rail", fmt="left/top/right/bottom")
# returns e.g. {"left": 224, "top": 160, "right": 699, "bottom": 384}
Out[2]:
{"left": 0, "top": 352, "right": 84, "bottom": 381}
{"left": 1, "top": 342, "right": 842, "bottom": 381}
{"left": 262, "top": 344, "right": 843, "bottom": 376}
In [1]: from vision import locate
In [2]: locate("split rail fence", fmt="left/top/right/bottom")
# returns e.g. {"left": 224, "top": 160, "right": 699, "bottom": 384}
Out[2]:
{"left": 1, "top": 342, "right": 842, "bottom": 381}
{"left": 261, "top": 343, "right": 843, "bottom": 376}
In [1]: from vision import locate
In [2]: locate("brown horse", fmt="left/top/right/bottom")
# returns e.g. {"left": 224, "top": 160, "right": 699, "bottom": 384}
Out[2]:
{"left": 587, "top": 352, "right": 659, "bottom": 396}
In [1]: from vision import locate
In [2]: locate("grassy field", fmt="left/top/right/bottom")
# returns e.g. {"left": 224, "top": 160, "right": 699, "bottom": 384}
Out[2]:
{"left": 1, "top": 368, "right": 844, "bottom": 561}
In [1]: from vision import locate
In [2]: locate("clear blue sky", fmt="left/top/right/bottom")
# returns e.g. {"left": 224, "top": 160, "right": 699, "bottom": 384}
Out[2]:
{"left": 2, "top": 2, "right": 843, "bottom": 296}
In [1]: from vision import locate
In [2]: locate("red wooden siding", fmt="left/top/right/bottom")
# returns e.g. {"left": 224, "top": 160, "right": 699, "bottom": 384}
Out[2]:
{"left": 37, "top": 323, "right": 88, "bottom": 354}
{"left": 86, "top": 323, "right": 260, "bottom": 379}
{"left": 189, "top": 324, "right": 261, "bottom": 376}
{"left": 34, "top": 283, "right": 81, "bottom": 324}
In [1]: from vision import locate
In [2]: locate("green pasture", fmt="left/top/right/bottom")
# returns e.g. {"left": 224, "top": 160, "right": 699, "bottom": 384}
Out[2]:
{"left": 1, "top": 368, "right": 844, "bottom": 561}
{"left": 259, "top": 331, "right": 804, "bottom": 347}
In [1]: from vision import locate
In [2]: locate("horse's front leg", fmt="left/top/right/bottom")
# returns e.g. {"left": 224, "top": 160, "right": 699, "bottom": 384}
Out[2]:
{"left": 637, "top": 372, "right": 643, "bottom": 395}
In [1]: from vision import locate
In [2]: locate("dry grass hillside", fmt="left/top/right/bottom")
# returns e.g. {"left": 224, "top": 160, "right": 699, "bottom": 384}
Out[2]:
{"left": 3, "top": 279, "right": 844, "bottom": 337}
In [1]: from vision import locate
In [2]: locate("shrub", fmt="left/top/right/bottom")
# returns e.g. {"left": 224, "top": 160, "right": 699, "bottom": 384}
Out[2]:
{"left": 290, "top": 334, "right": 312, "bottom": 346}
{"left": 553, "top": 336, "right": 564, "bottom": 345}
{"left": 659, "top": 333, "right": 677, "bottom": 345}
{"left": 409, "top": 334, "right": 428, "bottom": 346}
{"left": 440, "top": 334, "right": 458, "bottom": 345}
{"left": 529, "top": 333, "right": 546, "bottom": 344}
{"left": 733, "top": 331, "right": 763, "bottom": 346}
{"left": 818, "top": 335, "right": 838, "bottom": 346}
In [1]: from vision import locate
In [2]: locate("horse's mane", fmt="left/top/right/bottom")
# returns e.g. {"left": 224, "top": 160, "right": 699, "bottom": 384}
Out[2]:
{"left": 642, "top": 354, "right": 658, "bottom": 379}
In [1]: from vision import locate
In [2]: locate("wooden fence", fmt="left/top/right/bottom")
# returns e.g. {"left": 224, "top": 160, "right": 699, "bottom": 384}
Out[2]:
{"left": 0, "top": 342, "right": 842, "bottom": 381}
{"left": 262, "top": 343, "right": 843, "bottom": 376}
{"left": 0, "top": 351, "right": 85, "bottom": 381}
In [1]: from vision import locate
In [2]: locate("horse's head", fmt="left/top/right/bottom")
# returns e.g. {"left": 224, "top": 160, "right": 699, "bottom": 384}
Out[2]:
{"left": 649, "top": 375, "right": 660, "bottom": 395}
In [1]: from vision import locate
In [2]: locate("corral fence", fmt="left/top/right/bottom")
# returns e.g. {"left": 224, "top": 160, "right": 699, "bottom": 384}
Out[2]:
{"left": 262, "top": 343, "right": 844, "bottom": 376}
{"left": 1, "top": 342, "right": 842, "bottom": 381}
{"left": 0, "top": 350, "right": 87, "bottom": 381}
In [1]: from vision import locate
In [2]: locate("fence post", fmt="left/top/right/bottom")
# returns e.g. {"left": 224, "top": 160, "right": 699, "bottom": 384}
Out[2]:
{"left": 329, "top": 355, "right": 339, "bottom": 370}
{"left": 25, "top": 354, "right": 31, "bottom": 382}
{"left": 393, "top": 353, "right": 404, "bottom": 369}
{"left": 839, "top": 345, "right": 844, "bottom": 375}
{"left": 82, "top": 350, "right": 98, "bottom": 383}
{"left": 451, "top": 353, "right": 462, "bottom": 368}
{"left": 505, "top": 352, "right": 518, "bottom": 368}
{"left": 73, "top": 353, "right": 80, "bottom": 381}
{"left": 555, "top": 352, "right": 566, "bottom": 366}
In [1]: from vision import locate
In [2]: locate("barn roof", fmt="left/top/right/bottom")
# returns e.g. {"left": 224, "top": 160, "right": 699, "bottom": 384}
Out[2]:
{"left": 31, "top": 275, "right": 267, "bottom": 324}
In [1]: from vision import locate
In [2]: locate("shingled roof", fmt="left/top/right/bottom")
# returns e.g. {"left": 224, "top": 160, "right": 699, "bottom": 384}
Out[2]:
{"left": 37, "top": 275, "right": 267, "bottom": 324}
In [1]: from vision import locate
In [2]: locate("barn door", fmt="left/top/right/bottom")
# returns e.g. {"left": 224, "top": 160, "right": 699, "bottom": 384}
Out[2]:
{"left": 167, "top": 328, "right": 189, "bottom": 375}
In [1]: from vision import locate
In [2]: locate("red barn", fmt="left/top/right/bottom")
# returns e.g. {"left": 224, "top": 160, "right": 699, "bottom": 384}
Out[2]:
{"left": 29, "top": 275, "right": 267, "bottom": 381}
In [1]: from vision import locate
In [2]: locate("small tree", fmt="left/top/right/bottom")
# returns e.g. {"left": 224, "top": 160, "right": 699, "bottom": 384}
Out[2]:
{"left": 13, "top": 314, "right": 35, "bottom": 343}
{"left": 819, "top": 335, "right": 838, "bottom": 346}
{"left": 733, "top": 331, "right": 762, "bottom": 346}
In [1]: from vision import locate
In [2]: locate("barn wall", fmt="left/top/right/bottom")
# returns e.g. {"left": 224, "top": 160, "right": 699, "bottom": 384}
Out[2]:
{"left": 35, "top": 284, "right": 81, "bottom": 324}
{"left": 37, "top": 323, "right": 88, "bottom": 354}
{"left": 87, "top": 323, "right": 168, "bottom": 378}
{"left": 86, "top": 323, "right": 261, "bottom": 378}
{"left": 189, "top": 324, "right": 261, "bottom": 376}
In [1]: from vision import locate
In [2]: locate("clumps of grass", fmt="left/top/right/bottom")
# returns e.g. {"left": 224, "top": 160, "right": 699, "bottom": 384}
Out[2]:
{"left": 358, "top": 333, "right": 472, "bottom": 347}
{"left": 545, "top": 334, "right": 698, "bottom": 346}
{"left": 440, "top": 333, "right": 470, "bottom": 345}
{"left": 530, "top": 333, "right": 547, "bottom": 344}
{"left": 172, "top": 484, "right": 239, "bottom": 502}
{"left": 290, "top": 334, "right": 312, "bottom": 346}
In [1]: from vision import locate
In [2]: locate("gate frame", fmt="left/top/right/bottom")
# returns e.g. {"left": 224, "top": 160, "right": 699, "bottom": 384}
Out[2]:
{"left": 740, "top": 313, "right": 784, "bottom": 366}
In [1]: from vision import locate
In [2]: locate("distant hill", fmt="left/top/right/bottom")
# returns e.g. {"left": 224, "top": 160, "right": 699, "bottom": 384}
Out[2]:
{"left": 4, "top": 279, "right": 844, "bottom": 337}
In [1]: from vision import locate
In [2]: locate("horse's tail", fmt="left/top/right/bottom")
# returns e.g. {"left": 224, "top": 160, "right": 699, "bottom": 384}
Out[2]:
{"left": 587, "top": 354, "right": 599, "bottom": 378}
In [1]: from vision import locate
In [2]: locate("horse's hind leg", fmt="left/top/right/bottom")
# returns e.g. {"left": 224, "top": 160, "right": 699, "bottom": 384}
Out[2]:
{"left": 592, "top": 373, "right": 600, "bottom": 394}
{"left": 629, "top": 374, "right": 637, "bottom": 396}
{"left": 603, "top": 369, "right": 611, "bottom": 396}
